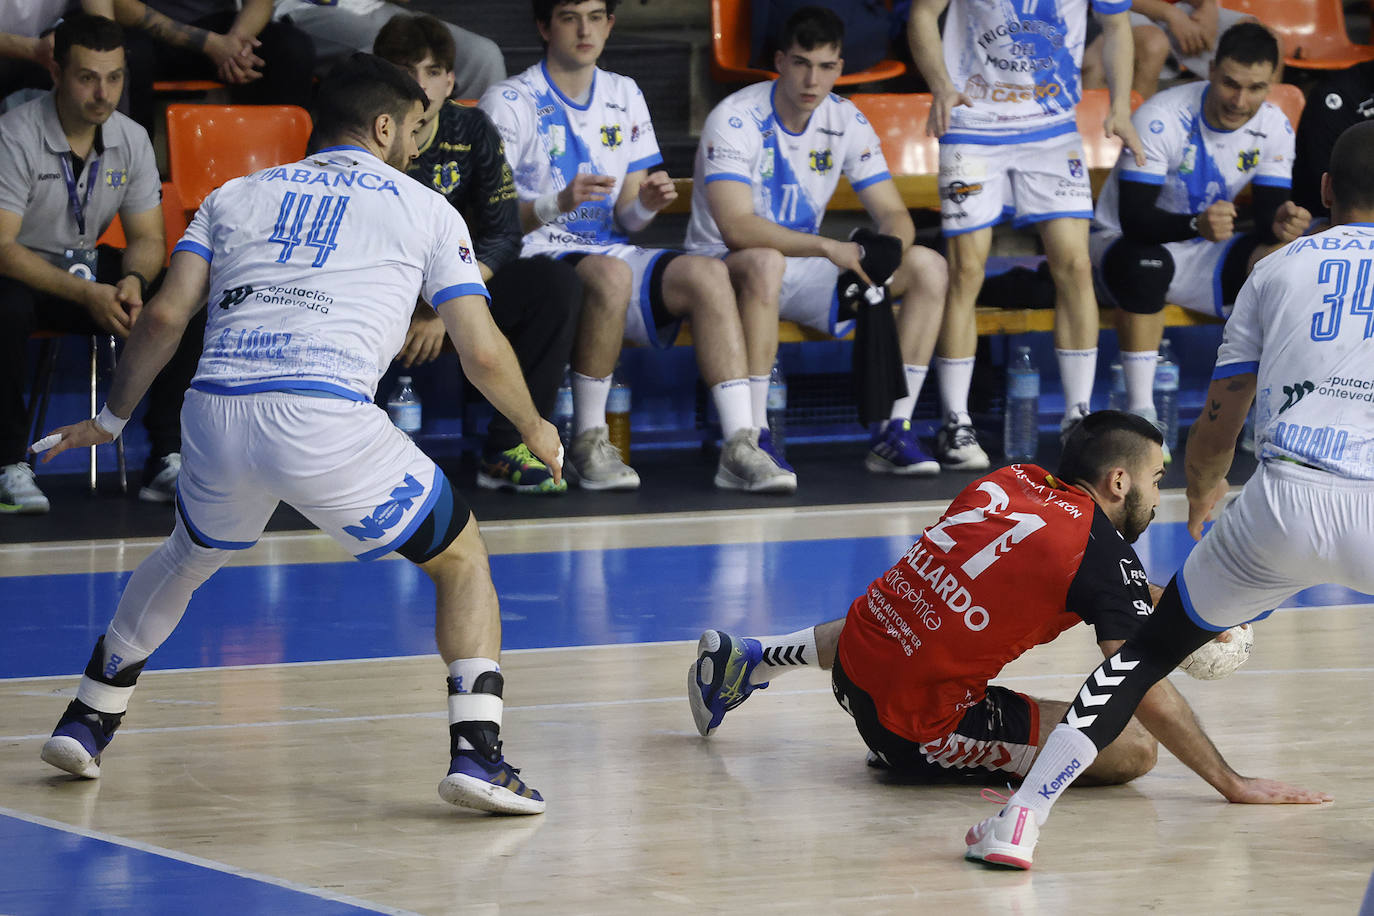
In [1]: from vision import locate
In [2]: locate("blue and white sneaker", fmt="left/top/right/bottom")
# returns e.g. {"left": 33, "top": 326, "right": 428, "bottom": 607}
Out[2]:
{"left": 40, "top": 699, "right": 122, "bottom": 779}
{"left": 439, "top": 748, "right": 545, "bottom": 815}
{"left": 865, "top": 419, "right": 939, "bottom": 476}
{"left": 688, "top": 629, "right": 768, "bottom": 737}
{"left": 757, "top": 427, "right": 794, "bottom": 474}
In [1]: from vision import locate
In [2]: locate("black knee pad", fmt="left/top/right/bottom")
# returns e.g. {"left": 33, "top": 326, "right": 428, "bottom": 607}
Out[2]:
{"left": 396, "top": 473, "right": 471, "bottom": 564}
{"left": 1102, "top": 239, "right": 1174, "bottom": 314}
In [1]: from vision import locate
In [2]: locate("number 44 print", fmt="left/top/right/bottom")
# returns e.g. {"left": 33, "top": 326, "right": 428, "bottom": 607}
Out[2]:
{"left": 271, "top": 192, "right": 350, "bottom": 268}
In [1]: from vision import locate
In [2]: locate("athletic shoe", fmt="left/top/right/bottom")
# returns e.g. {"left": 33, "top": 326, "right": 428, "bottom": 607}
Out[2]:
{"left": 1059, "top": 402, "right": 1091, "bottom": 446}
{"left": 0, "top": 462, "right": 49, "bottom": 514}
{"left": 567, "top": 426, "right": 639, "bottom": 491}
{"left": 714, "top": 429, "right": 797, "bottom": 493}
{"left": 438, "top": 748, "right": 545, "bottom": 815}
{"left": 138, "top": 452, "right": 181, "bottom": 503}
{"left": 865, "top": 419, "right": 939, "bottom": 476}
{"left": 477, "top": 443, "right": 568, "bottom": 494}
{"left": 1129, "top": 405, "right": 1172, "bottom": 465}
{"left": 965, "top": 802, "right": 1039, "bottom": 870}
{"left": 40, "top": 699, "right": 123, "bottom": 779}
{"left": 688, "top": 629, "right": 768, "bottom": 736}
{"left": 757, "top": 427, "right": 794, "bottom": 474}
{"left": 935, "top": 419, "right": 990, "bottom": 471}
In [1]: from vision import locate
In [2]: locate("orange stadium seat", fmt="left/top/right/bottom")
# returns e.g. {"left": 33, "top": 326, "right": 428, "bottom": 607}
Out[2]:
{"left": 1266, "top": 81, "right": 1306, "bottom": 131}
{"left": 165, "top": 104, "right": 313, "bottom": 211}
{"left": 95, "top": 182, "right": 189, "bottom": 263}
{"left": 1074, "top": 87, "right": 1145, "bottom": 169}
{"left": 847, "top": 93, "right": 937, "bottom": 177}
{"left": 1226, "top": 0, "right": 1374, "bottom": 70}
{"left": 710, "top": 0, "right": 906, "bottom": 86}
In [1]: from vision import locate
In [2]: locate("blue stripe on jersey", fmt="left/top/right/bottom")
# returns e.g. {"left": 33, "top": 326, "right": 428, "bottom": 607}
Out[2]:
{"left": 1025, "top": 0, "right": 1081, "bottom": 118}
{"left": 190, "top": 379, "right": 370, "bottom": 402}
{"left": 940, "top": 120, "right": 1077, "bottom": 146}
{"left": 627, "top": 154, "right": 664, "bottom": 174}
{"left": 534, "top": 64, "right": 621, "bottom": 244}
{"left": 1178, "top": 95, "right": 1231, "bottom": 211}
{"left": 176, "top": 489, "right": 257, "bottom": 551}
{"left": 704, "top": 172, "right": 751, "bottom": 185}
{"left": 1120, "top": 172, "right": 1166, "bottom": 186}
{"left": 356, "top": 464, "right": 444, "bottom": 561}
{"left": 1251, "top": 176, "right": 1291, "bottom": 188}
{"left": 1212, "top": 360, "right": 1259, "bottom": 379}
{"left": 432, "top": 281, "right": 491, "bottom": 306}
{"left": 850, "top": 171, "right": 891, "bottom": 192}
{"left": 174, "top": 239, "right": 212, "bottom": 262}
{"left": 754, "top": 86, "right": 821, "bottom": 235}
{"left": 1091, "top": 0, "right": 1132, "bottom": 13}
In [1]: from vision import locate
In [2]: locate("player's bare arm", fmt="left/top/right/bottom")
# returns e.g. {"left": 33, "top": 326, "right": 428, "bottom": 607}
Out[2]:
{"left": 1185, "top": 372, "right": 1255, "bottom": 538}
{"left": 854, "top": 178, "right": 916, "bottom": 249}
{"left": 33, "top": 249, "right": 210, "bottom": 461}
{"left": 436, "top": 292, "right": 563, "bottom": 482}
{"left": 1100, "top": 11, "right": 1146, "bottom": 166}
{"left": 907, "top": 0, "right": 968, "bottom": 139}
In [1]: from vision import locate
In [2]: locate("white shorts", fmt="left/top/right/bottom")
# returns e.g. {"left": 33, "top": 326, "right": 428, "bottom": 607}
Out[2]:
{"left": 1090, "top": 231, "right": 1238, "bottom": 318}
{"left": 524, "top": 242, "right": 684, "bottom": 349}
{"left": 176, "top": 389, "right": 448, "bottom": 560}
{"left": 695, "top": 246, "right": 848, "bottom": 337}
{"left": 1177, "top": 460, "right": 1374, "bottom": 630}
{"left": 938, "top": 132, "right": 1094, "bottom": 236}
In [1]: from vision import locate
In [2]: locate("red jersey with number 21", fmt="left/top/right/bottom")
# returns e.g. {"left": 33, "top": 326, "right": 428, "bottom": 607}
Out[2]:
{"left": 838, "top": 464, "right": 1151, "bottom": 744}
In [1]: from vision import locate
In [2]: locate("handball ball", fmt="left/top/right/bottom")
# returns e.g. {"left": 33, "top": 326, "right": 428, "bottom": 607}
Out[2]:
{"left": 1178, "top": 624, "right": 1254, "bottom": 680}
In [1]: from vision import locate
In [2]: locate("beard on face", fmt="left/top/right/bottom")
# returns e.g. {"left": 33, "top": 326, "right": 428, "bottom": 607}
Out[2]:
{"left": 1121, "top": 485, "right": 1155, "bottom": 544}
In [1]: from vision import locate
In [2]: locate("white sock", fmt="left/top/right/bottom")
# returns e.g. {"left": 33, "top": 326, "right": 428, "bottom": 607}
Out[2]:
{"left": 447, "top": 657, "right": 502, "bottom": 752}
{"left": 889, "top": 364, "right": 928, "bottom": 422}
{"left": 712, "top": 378, "right": 753, "bottom": 439}
{"left": 1056, "top": 347, "right": 1098, "bottom": 418}
{"left": 935, "top": 356, "right": 975, "bottom": 426}
{"left": 1007, "top": 723, "right": 1100, "bottom": 825}
{"left": 748, "top": 375, "right": 770, "bottom": 428}
{"left": 572, "top": 372, "right": 611, "bottom": 436}
{"left": 749, "top": 626, "right": 819, "bottom": 685}
{"left": 1121, "top": 350, "right": 1158, "bottom": 414}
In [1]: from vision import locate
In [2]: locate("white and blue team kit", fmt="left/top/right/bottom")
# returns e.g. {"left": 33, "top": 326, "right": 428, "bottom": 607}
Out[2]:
{"left": 172, "top": 146, "right": 488, "bottom": 559}
{"left": 685, "top": 81, "right": 891, "bottom": 334}
{"left": 1175, "top": 223, "right": 1374, "bottom": 630}
{"left": 479, "top": 63, "right": 680, "bottom": 347}
{"left": 1092, "top": 81, "right": 1295, "bottom": 315}
{"left": 936, "top": 0, "right": 1129, "bottom": 234}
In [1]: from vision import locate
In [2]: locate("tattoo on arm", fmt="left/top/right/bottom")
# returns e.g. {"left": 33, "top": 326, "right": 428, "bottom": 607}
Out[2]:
{"left": 139, "top": 8, "right": 210, "bottom": 51}
{"left": 1206, "top": 399, "right": 1221, "bottom": 421}
{"left": 1225, "top": 378, "right": 1248, "bottom": 391}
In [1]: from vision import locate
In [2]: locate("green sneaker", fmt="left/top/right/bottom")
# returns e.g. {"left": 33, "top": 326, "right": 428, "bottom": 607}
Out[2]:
{"left": 477, "top": 443, "right": 567, "bottom": 494}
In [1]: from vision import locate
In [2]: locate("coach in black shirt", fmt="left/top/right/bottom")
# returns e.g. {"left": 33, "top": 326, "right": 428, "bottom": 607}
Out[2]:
{"left": 1292, "top": 61, "right": 1374, "bottom": 221}
{"left": 376, "top": 15, "right": 579, "bottom": 494}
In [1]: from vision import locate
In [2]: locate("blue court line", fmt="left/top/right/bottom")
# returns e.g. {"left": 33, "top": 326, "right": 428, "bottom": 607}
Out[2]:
{"left": 0, "top": 808, "right": 404, "bottom": 916}
{"left": 2, "top": 522, "right": 1370, "bottom": 679}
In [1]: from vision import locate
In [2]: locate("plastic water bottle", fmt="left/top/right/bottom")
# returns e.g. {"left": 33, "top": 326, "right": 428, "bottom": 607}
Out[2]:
{"left": 1108, "top": 360, "right": 1126, "bottom": 412}
{"left": 1003, "top": 345, "right": 1039, "bottom": 461}
{"left": 387, "top": 375, "right": 422, "bottom": 437}
{"left": 767, "top": 361, "right": 788, "bottom": 458}
{"left": 607, "top": 371, "right": 631, "bottom": 464}
{"left": 553, "top": 366, "right": 574, "bottom": 445}
{"left": 1154, "top": 339, "right": 1180, "bottom": 450}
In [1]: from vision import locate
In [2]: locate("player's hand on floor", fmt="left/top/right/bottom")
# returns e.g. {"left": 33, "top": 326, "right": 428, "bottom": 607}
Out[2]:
{"left": 1224, "top": 776, "right": 1333, "bottom": 805}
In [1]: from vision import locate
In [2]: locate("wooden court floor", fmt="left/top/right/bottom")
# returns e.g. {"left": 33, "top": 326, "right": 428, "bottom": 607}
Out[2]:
{"left": 1, "top": 496, "right": 1372, "bottom": 914}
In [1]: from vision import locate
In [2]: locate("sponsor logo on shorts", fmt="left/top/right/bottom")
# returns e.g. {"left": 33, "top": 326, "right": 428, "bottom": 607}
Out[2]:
{"left": 343, "top": 474, "right": 424, "bottom": 542}
{"left": 944, "top": 180, "right": 984, "bottom": 203}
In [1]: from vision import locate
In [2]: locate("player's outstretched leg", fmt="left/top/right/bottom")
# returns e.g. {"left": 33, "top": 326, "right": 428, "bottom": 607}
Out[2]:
{"left": 438, "top": 669, "right": 546, "bottom": 815}
{"left": 41, "top": 636, "right": 147, "bottom": 778}
{"left": 688, "top": 630, "right": 768, "bottom": 737}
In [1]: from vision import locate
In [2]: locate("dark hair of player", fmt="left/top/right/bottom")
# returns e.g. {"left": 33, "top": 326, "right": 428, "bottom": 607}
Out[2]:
{"left": 309, "top": 53, "right": 429, "bottom": 154}
{"left": 533, "top": 0, "right": 621, "bottom": 27}
{"left": 1328, "top": 121, "right": 1374, "bottom": 214}
{"left": 1056, "top": 410, "right": 1164, "bottom": 488}
{"left": 1214, "top": 21, "right": 1281, "bottom": 71}
{"left": 373, "top": 13, "right": 457, "bottom": 74}
{"left": 54, "top": 12, "right": 124, "bottom": 69}
{"left": 779, "top": 5, "right": 846, "bottom": 54}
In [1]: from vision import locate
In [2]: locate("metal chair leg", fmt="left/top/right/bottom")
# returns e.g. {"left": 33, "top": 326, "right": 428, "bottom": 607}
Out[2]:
{"left": 105, "top": 335, "right": 127, "bottom": 494}
{"left": 27, "top": 338, "right": 59, "bottom": 448}
{"left": 88, "top": 335, "right": 99, "bottom": 494}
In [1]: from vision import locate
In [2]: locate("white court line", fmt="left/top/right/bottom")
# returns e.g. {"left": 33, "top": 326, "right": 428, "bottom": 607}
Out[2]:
{"left": 0, "top": 805, "right": 419, "bottom": 916}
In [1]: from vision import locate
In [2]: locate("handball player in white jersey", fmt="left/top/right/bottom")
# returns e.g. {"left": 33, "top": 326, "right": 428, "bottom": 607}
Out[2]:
{"left": 687, "top": 6, "right": 949, "bottom": 477}
{"left": 480, "top": 0, "right": 794, "bottom": 494}
{"left": 1092, "top": 22, "right": 1309, "bottom": 453}
{"left": 908, "top": 0, "right": 1143, "bottom": 466}
{"left": 962, "top": 123, "right": 1374, "bottom": 873}
{"left": 31, "top": 54, "right": 554, "bottom": 815}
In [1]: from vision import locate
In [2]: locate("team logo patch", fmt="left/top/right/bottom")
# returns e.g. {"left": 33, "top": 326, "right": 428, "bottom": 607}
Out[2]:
{"left": 432, "top": 161, "right": 461, "bottom": 195}
{"left": 808, "top": 149, "right": 834, "bottom": 173}
{"left": 1237, "top": 148, "right": 1260, "bottom": 171}
{"left": 944, "top": 180, "right": 983, "bottom": 203}
{"left": 630, "top": 124, "right": 640, "bottom": 142}
{"left": 859, "top": 146, "right": 873, "bottom": 162}
{"left": 1327, "top": 92, "right": 1344, "bottom": 110}
{"left": 1067, "top": 157, "right": 1084, "bottom": 178}
{"left": 728, "top": 116, "right": 743, "bottom": 128}
{"left": 104, "top": 168, "right": 127, "bottom": 188}
{"left": 1149, "top": 119, "right": 1165, "bottom": 134}
{"left": 458, "top": 242, "right": 473, "bottom": 263}
{"left": 600, "top": 124, "right": 623, "bottom": 148}
{"left": 502, "top": 88, "right": 518, "bottom": 101}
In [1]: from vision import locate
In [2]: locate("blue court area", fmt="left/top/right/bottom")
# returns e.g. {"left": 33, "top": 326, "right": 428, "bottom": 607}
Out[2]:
{"left": 0, "top": 812, "right": 383, "bottom": 915}
{"left": 2, "top": 519, "right": 1371, "bottom": 679}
